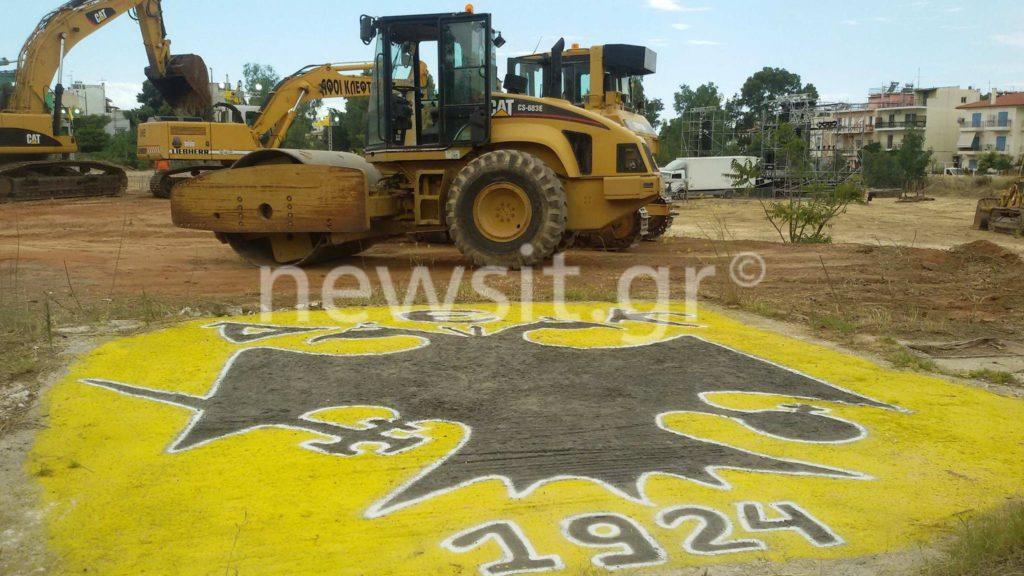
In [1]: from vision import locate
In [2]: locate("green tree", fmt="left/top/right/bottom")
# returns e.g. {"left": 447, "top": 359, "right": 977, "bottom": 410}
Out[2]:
{"left": 243, "top": 63, "right": 280, "bottom": 108}
{"left": 860, "top": 131, "right": 933, "bottom": 192}
{"left": 860, "top": 142, "right": 901, "bottom": 188}
{"left": 760, "top": 180, "right": 865, "bottom": 243}
{"left": 672, "top": 82, "right": 724, "bottom": 114}
{"left": 0, "top": 69, "right": 14, "bottom": 108}
{"left": 134, "top": 80, "right": 173, "bottom": 122}
{"left": 977, "top": 150, "right": 1015, "bottom": 174}
{"left": 642, "top": 98, "right": 664, "bottom": 129}
{"left": 340, "top": 97, "right": 369, "bottom": 151}
{"left": 629, "top": 77, "right": 663, "bottom": 128}
{"left": 73, "top": 115, "right": 111, "bottom": 152}
{"left": 734, "top": 67, "right": 818, "bottom": 130}
{"left": 895, "top": 129, "right": 932, "bottom": 191}
{"left": 94, "top": 130, "right": 142, "bottom": 168}
{"left": 281, "top": 98, "right": 322, "bottom": 149}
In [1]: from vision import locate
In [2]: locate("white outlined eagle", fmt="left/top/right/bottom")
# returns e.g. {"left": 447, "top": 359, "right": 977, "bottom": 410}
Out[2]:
{"left": 84, "top": 317, "right": 898, "bottom": 517}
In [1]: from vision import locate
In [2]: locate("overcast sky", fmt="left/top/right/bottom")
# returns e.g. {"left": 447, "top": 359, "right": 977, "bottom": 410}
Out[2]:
{"left": 2, "top": 0, "right": 1022, "bottom": 119}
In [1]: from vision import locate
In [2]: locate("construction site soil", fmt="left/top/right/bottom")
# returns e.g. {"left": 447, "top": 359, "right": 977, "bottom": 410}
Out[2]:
{"left": 1, "top": 177, "right": 1022, "bottom": 347}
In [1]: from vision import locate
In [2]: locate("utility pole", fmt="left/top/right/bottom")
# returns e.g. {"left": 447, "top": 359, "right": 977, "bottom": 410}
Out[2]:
{"left": 327, "top": 109, "right": 343, "bottom": 152}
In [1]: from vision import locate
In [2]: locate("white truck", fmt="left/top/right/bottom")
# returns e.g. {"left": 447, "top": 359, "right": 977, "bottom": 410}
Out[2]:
{"left": 662, "top": 155, "right": 758, "bottom": 198}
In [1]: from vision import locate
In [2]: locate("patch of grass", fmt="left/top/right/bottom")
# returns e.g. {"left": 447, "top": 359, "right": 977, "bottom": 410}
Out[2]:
{"left": 740, "top": 298, "right": 787, "bottom": 320}
{"left": 0, "top": 303, "right": 46, "bottom": 383}
{"left": 562, "top": 286, "right": 619, "bottom": 302}
{"left": 923, "top": 174, "right": 1015, "bottom": 199}
{"left": 0, "top": 293, "right": 231, "bottom": 388}
{"left": 920, "top": 499, "right": 1024, "bottom": 576}
{"left": 887, "top": 348, "right": 939, "bottom": 372}
{"left": 967, "top": 369, "right": 1021, "bottom": 387}
{"left": 809, "top": 313, "right": 858, "bottom": 335}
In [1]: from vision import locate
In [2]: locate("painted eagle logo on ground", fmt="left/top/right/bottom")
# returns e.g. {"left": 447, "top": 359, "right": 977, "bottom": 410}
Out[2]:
{"left": 83, "top": 316, "right": 899, "bottom": 517}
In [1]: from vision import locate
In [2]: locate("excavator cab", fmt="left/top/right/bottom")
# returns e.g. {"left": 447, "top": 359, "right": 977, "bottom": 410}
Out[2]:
{"left": 362, "top": 12, "right": 492, "bottom": 149}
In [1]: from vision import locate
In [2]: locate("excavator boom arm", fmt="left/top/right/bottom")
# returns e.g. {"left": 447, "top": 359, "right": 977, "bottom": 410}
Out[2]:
{"left": 251, "top": 63, "right": 373, "bottom": 148}
{"left": 6, "top": 0, "right": 208, "bottom": 114}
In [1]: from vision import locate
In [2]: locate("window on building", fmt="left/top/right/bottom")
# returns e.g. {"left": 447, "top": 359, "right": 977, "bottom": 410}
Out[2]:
{"left": 996, "top": 136, "right": 1007, "bottom": 151}
{"left": 968, "top": 159, "right": 977, "bottom": 171}
{"left": 998, "top": 111, "right": 1009, "bottom": 127}
{"left": 972, "top": 112, "right": 982, "bottom": 128}
{"left": 961, "top": 97, "right": 967, "bottom": 104}
{"left": 887, "top": 134, "right": 894, "bottom": 149}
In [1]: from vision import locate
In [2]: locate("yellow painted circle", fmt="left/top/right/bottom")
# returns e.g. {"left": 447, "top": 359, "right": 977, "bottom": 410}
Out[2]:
{"left": 27, "top": 303, "right": 1024, "bottom": 575}
{"left": 472, "top": 182, "right": 532, "bottom": 242}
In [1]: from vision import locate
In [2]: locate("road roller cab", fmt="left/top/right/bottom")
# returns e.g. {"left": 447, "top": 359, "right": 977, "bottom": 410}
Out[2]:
{"left": 170, "top": 9, "right": 662, "bottom": 267}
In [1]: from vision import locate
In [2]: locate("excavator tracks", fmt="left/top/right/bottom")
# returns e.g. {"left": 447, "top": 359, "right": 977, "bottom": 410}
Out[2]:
{"left": 0, "top": 159, "right": 127, "bottom": 202}
{"left": 149, "top": 164, "right": 227, "bottom": 199}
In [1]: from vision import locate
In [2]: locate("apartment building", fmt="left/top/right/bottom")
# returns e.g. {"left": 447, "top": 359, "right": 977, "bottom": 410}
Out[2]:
{"left": 874, "top": 86, "right": 980, "bottom": 166}
{"left": 63, "top": 82, "right": 131, "bottom": 135}
{"left": 955, "top": 92, "right": 1024, "bottom": 171}
{"left": 834, "top": 103, "right": 875, "bottom": 165}
{"left": 810, "top": 104, "right": 842, "bottom": 156}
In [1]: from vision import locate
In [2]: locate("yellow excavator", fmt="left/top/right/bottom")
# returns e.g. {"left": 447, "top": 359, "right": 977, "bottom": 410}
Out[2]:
{"left": 508, "top": 42, "right": 673, "bottom": 248}
{"left": 138, "top": 62, "right": 378, "bottom": 198}
{"left": 974, "top": 171, "right": 1023, "bottom": 235}
{"left": 0, "top": 0, "right": 209, "bottom": 202}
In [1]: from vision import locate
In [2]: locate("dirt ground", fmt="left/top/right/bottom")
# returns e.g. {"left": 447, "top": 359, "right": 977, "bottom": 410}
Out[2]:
{"left": 1, "top": 172, "right": 1021, "bottom": 346}
{"left": 671, "top": 196, "right": 1024, "bottom": 256}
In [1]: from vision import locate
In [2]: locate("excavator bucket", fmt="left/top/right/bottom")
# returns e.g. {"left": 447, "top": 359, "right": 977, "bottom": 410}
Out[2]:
{"left": 146, "top": 54, "right": 212, "bottom": 116}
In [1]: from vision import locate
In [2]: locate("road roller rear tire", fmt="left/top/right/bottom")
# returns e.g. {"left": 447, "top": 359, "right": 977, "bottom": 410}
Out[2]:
{"left": 446, "top": 150, "right": 567, "bottom": 268}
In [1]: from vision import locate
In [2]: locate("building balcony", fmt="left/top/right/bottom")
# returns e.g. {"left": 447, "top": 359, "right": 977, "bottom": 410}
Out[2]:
{"left": 959, "top": 148, "right": 1012, "bottom": 155}
{"left": 875, "top": 119, "right": 927, "bottom": 130}
{"left": 958, "top": 118, "right": 1012, "bottom": 130}
{"left": 875, "top": 104, "right": 926, "bottom": 112}
{"left": 838, "top": 125, "right": 874, "bottom": 134}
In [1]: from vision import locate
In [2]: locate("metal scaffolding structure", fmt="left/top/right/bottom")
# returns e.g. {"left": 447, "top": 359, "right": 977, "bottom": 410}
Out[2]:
{"left": 678, "top": 106, "right": 738, "bottom": 158}
{"left": 756, "top": 94, "right": 862, "bottom": 197}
